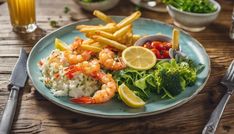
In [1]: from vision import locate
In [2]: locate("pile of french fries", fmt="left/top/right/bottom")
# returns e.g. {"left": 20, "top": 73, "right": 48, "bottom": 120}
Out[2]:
{"left": 76, "top": 10, "right": 142, "bottom": 52}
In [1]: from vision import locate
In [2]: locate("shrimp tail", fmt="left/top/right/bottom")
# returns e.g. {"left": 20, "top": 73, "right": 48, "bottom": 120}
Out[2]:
{"left": 71, "top": 97, "right": 94, "bottom": 104}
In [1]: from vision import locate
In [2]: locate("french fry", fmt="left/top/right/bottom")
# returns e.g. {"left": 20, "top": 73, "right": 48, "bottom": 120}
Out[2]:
{"left": 116, "top": 11, "right": 141, "bottom": 29}
{"left": 90, "top": 42, "right": 107, "bottom": 48}
{"left": 117, "top": 36, "right": 126, "bottom": 44}
{"left": 93, "top": 10, "right": 115, "bottom": 23}
{"left": 81, "top": 44, "right": 102, "bottom": 52}
{"left": 106, "top": 23, "right": 116, "bottom": 26}
{"left": 87, "top": 30, "right": 116, "bottom": 40}
{"left": 82, "top": 39, "right": 95, "bottom": 45}
{"left": 172, "top": 29, "right": 180, "bottom": 50}
{"left": 75, "top": 10, "right": 143, "bottom": 52}
{"left": 125, "top": 32, "right": 133, "bottom": 46}
{"left": 91, "top": 35, "right": 127, "bottom": 50}
{"left": 80, "top": 23, "right": 117, "bottom": 33}
{"left": 116, "top": 36, "right": 126, "bottom": 44}
{"left": 113, "top": 24, "right": 132, "bottom": 37}
{"left": 82, "top": 39, "right": 107, "bottom": 48}
{"left": 132, "top": 34, "right": 141, "bottom": 43}
{"left": 76, "top": 25, "right": 103, "bottom": 30}
{"left": 108, "top": 23, "right": 118, "bottom": 32}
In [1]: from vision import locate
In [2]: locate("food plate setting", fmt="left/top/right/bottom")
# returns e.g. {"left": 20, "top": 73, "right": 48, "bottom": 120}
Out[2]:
{"left": 27, "top": 11, "right": 210, "bottom": 118}
{"left": 3, "top": 0, "right": 234, "bottom": 133}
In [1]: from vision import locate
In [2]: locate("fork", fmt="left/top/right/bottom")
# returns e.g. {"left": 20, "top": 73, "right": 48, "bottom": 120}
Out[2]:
{"left": 202, "top": 60, "right": 234, "bottom": 134}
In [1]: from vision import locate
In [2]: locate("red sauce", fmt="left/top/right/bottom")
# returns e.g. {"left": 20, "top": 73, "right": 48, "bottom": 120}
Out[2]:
{"left": 143, "top": 41, "right": 172, "bottom": 59}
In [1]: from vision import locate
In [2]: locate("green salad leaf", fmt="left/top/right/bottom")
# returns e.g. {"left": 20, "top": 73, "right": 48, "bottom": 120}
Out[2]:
{"left": 113, "top": 54, "right": 205, "bottom": 100}
{"left": 113, "top": 68, "right": 150, "bottom": 100}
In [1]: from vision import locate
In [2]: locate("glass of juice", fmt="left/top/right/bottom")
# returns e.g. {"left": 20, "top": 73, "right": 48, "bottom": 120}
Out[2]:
{"left": 7, "top": 0, "right": 37, "bottom": 33}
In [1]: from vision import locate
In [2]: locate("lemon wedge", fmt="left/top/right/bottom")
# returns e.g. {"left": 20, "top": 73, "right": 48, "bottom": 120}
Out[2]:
{"left": 122, "top": 46, "right": 156, "bottom": 70}
{"left": 55, "top": 38, "right": 69, "bottom": 51}
{"left": 118, "top": 83, "right": 145, "bottom": 108}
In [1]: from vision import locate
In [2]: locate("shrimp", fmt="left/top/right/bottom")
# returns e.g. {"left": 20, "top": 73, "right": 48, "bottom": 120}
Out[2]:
{"left": 70, "top": 37, "right": 83, "bottom": 53}
{"left": 71, "top": 71, "right": 117, "bottom": 104}
{"left": 99, "top": 48, "right": 126, "bottom": 70}
{"left": 79, "top": 59, "right": 100, "bottom": 76}
{"left": 46, "top": 50, "right": 63, "bottom": 70}
{"left": 63, "top": 37, "right": 95, "bottom": 65}
{"left": 64, "top": 59, "right": 100, "bottom": 79}
{"left": 64, "top": 50, "right": 92, "bottom": 65}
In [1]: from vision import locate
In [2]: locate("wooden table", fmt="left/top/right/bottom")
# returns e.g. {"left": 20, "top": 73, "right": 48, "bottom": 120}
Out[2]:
{"left": 0, "top": 0, "right": 234, "bottom": 133}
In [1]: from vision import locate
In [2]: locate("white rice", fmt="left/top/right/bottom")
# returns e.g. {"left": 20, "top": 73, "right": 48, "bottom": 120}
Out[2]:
{"left": 39, "top": 49, "right": 100, "bottom": 98}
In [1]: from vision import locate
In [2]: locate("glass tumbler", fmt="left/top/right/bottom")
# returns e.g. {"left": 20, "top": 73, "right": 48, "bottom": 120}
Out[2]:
{"left": 7, "top": 0, "right": 37, "bottom": 33}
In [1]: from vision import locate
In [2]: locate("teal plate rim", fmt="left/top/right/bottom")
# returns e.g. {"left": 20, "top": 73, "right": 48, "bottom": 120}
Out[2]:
{"left": 27, "top": 16, "right": 211, "bottom": 118}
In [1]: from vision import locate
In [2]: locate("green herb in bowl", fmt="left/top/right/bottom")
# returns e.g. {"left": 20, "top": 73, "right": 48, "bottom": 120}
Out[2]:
{"left": 74, "top": 0, "right": 119, "bottom": 11}
{"left": 162, "top": 0, "right": 216, "bottom": 13}
{"left": 81, "top": 0, "right": 105, "bottom": 3}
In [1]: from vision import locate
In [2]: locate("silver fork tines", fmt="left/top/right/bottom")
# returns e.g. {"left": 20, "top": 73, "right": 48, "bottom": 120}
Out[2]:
{"left": 222, "top": 60, "right": 234, "bottom": 84}
{"left": 230, "top": 61, "right": 234, "bottom": 82}
{"left": 203, "top": 60, "right": 234, "bottom": 134}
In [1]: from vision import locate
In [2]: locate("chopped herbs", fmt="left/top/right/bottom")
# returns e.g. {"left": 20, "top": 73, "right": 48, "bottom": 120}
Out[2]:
{"left": 64, "top": 6, "right": 70, "bottom": 14}
{"left": 162, "top": 0, "right": 217, "bottom": 13}
{"left": 81, "top": 0, "right": 106, "bottom": 3}
{"left": 135, "top": 5, "right": 142, "bottom": 11}
{"left": 50, "top": 20, "right": 58, "bottom": 28}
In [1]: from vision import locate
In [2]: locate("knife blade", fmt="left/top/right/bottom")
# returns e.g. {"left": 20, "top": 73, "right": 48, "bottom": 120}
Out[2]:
{"left": 0, "top": 48, "right": 28, "bottom": 134}
{"left": 9, "top": 49, "right": 28, "bottom": 87}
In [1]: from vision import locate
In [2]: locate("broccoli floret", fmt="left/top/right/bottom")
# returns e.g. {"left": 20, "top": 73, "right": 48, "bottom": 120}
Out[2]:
{"left": 180, "top": 68, "right": 196, "bottom": 86}
{"left": 155, "top": 59, "right": 197, "bottom": 97}
{"left": 158, "top": 67, "right": 186, "bottom": 96}
{"left": 178, "top": 62, "right": 197, "bottom": 86}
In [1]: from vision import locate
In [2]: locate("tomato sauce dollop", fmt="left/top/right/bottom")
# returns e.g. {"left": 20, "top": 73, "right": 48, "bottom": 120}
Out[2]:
{"left": 143, "top": 41, "right": 172, "bottom": 59}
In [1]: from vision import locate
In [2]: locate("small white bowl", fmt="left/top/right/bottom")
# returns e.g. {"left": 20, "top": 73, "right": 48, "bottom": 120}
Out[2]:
{"left": 167, "top": 0, "right": 221, "bottom": 32}
{"left": 134, "top": 34, "right": 179, "bottom": 60}
{"left": 74, "top": 0, "right": 119, "bottom": 12}
{"left": 135, "top": 34, "right": 172, "bottom": 47}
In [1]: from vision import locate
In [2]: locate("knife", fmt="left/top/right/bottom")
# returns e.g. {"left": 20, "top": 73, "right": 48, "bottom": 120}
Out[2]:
{"left": 0, "top": 48, "right": 28, "bottom": 134}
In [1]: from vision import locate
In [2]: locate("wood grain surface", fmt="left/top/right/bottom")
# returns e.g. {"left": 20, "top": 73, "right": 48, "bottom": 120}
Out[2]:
{"left": 0, "top": 0, "right": 234, "bottom": 134}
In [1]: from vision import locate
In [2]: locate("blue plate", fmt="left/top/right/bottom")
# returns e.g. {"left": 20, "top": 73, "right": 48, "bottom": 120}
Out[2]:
{"left": 27, "top": 17, "right": 210, "bottom": 118}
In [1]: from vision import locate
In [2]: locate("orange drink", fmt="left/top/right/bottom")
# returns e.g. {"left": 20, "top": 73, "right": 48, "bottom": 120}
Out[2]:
{"left": 7, "top": 0, "right": 37, "bottom": 33}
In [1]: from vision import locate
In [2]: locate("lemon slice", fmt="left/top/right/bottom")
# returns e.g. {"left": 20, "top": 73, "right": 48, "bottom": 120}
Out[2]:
{"left": 118, "top": 83, "right": 145, "bottom": 108}
{"left": 122, "top": 46, "right": 156, "bottom": 70}
{"left": 55, "top": 38, "right": 69, "bottom": 51}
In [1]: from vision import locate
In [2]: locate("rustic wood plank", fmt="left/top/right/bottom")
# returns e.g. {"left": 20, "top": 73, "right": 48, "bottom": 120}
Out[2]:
{"left": 1, "top": 88, "right": 232, "bottom": 134}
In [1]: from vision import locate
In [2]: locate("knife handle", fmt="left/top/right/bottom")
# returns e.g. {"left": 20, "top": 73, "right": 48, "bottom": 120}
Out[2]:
{"left": 0, "top": 86, "right": 19, "bottom": 134}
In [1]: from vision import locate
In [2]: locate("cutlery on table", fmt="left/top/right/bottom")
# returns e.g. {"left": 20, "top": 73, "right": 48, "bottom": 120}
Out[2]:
{"left": 0, "top": 49, "right": 28, "bottom": 134}
{"left": 202, "top": 60, "right": 234, "bottom": 134}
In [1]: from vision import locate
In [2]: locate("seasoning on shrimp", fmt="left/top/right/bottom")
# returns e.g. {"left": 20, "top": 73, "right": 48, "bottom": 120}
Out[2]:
{"left": 99, "top": 48, "right": 126, "bottom": 70}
